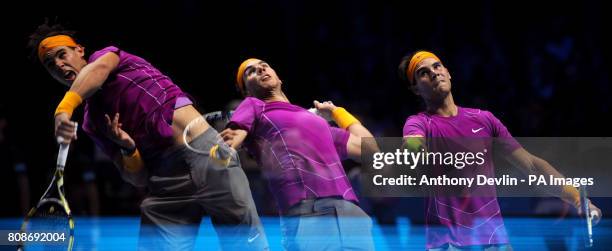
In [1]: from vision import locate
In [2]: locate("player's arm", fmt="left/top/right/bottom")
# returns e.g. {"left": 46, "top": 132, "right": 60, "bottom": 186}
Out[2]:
{"left": 313, "top": 100, "right": 379, "bottom": 162}
{"left": 345, "top": 123, "right": 377, "bottom": 162}
{"left": 403, "top": 135, "right": 426, "bottom": 152}
{"left": 507, "top": 147, "right": 601, "bottom": 223}
{"left": 403, "top": 135, "right": 426, "bottom": 178}
{"left": 103, "top": 113, "right": 145, "bottom": 181}
{"left": 55, "top": 52, "right": 120, "bottom": 143}
{"left": 220, "top": 127, "right": 248, "bottom": 150}
{"left": 109, "top": 149, "right": 148, "bottom": 187}
{"left": 69, "top": 51, "right": 120, "bottom": 99}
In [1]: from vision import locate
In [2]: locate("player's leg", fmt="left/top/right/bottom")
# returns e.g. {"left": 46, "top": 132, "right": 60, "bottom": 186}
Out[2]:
{"left": 203, "top": 169, "right": 268, "bottom": 251}
{"left": 281, "top": 198, "right": 374, "bottom": 251}
{"left": 333, "top": 199, "right": 375, "bottom": 250}
{"left": 138, "top": 147, "right": 204, "bottom": 251}
{"left": 280, "top": 201, "right": 342, "bottom": 251}
{"left": 139, "top": 196, "right": 202, "bottom": 251}
{"left": 185, "top": 126, "right": 269, "bottom": 250}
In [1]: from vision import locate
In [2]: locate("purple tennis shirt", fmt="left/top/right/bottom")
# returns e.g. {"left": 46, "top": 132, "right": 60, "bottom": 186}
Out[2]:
{"left": 82, "top": 46, "right": 190, "bottom": 161}
{"left": 228, "top": 97, "right": 358, "bottom": 213}
{"left": 403, "top": 106, "right": 521, "bottom": 248}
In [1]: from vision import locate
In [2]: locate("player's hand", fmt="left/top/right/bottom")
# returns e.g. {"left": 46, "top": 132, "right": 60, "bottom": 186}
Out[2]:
{"left": 590, "top": 203, "right": 602, "bottom": 225}
{"left": 578, "top": 200, "right": 602, "bottom": 225}
{"left": 54, "top": 112, "right": 78, "bottom": 144}
{"left": 104, "top": 113, "right": 136, "bottom": 150}
{"left": 313, "top": 100, "right": 337, "bottom": 121}
{"left": 220, "top": 128, "right": 247, "bottom": 149}
{"left": 589, "top": 201, "right": 602, "bottom": 225}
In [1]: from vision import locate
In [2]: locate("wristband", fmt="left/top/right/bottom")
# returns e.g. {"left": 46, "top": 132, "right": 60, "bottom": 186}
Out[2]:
{"left": 331, "top": 107, "right": 360, "bottom": 129}
{"left": 54, "top": 91, "right": 83, "bottom": 117}
{"left": 121, "top": 148, "right": 143, "bottom": 173}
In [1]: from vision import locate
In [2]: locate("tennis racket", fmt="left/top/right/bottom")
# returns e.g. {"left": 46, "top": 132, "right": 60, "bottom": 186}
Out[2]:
{"left": 580, "top": 185, "right": 594, "bottom": 248}
{"left": 18, "top": 123, "right": 77, "bottom": 251}
{"left": 308, "top": 107, "right": 333, "bottom": 122}
{"left": 183, "top": 110, "right": 236, "bottom": 163}
{"left": 204, "top": 110, "right": 234, "bottom": 125}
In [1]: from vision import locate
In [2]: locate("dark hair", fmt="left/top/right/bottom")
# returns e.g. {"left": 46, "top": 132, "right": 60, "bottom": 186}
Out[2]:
{"left": 398, "top": 51, "right": 420, "bottom": 94}
{"left": 27, "top": 19, "right": 77, "bottom": 61}
{"left": 235, "top": 70, "right": 248, "bottom": 97}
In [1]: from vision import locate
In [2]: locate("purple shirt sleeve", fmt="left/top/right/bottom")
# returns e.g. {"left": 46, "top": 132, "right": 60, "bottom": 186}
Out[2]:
{"left": 485, "top": 111, "right": 522, "bottom": 154}
{"left": 226, "top": 98, "right": 265, "bottom": 157}
{"left": 227, "top": 97, "right": 261, "bottom": 132}
{"left": 403, "top": 115, "right": 426, "bottom": 137}
{"left": 329, "top": 127, "right": 350, "bottom": 160}
{"left": 88, "top": 46, "right": 121, "bottom": 63}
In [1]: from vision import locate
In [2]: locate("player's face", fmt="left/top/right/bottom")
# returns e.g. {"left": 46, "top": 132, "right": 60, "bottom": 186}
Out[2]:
{"left": 243, "top": 60, "right": 282, "bottom": 96}
{"left": 413, "top": 57, "right": 452, "bottom": 99}
{"left": 41, "top": 46, "right": 87, "bottom": 87}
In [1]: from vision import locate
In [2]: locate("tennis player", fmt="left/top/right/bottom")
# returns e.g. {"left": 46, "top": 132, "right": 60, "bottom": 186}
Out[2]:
{"left": 28, "top": 22, "right": 268, "bottom": 250}
{"left": 398, "top": 50, "right": 602, "bottom": 250}
{"left": 221, "top": 58, "right": 376, "bottom": 250}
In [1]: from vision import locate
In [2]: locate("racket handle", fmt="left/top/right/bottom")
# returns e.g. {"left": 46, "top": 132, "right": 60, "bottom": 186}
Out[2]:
{"left": 308, "top": 108, "right": 333, "bottom": 122}
{"left": 580, "top": 186, "right": 593, "bottom": 247}
{"left": 57, "top": 143, "right": 70, "bottom": 167}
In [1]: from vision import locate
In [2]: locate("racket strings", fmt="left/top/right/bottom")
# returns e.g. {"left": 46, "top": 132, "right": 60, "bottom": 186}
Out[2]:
{"left": 23, "top": 203, "right": 71, "bottom": 250}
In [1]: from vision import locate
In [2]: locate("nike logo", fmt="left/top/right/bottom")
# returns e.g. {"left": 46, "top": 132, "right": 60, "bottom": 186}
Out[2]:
{"left": 472, "top": 127, "right": 484, "bottom": 133}
{"left": 247, "top": 232, "right": 260, "bottom": 243}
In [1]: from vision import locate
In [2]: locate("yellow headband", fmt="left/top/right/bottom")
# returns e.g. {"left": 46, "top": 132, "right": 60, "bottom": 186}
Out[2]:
{"left": 406, "top": 51, "right": 441, "bottom": 83}
{"left": 37, "top": 35, "right": 78, "bottom": 62}
{"left": 235, "top": 58, "right": 260, "bottom": 94}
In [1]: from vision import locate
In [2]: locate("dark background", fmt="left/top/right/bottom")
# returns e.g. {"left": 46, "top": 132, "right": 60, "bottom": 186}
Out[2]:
{"left": 2, "top": 0, "right": 611, "bottom": 219}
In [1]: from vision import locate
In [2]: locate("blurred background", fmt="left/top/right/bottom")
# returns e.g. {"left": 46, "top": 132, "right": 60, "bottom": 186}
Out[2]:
{"left": 2, "top": 0, "right": 611, "bottom": 243}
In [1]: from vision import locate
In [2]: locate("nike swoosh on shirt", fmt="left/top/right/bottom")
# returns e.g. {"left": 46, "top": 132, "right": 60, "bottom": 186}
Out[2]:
{"left": 472, "top": 127, "right": 484, "bottom": 133}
